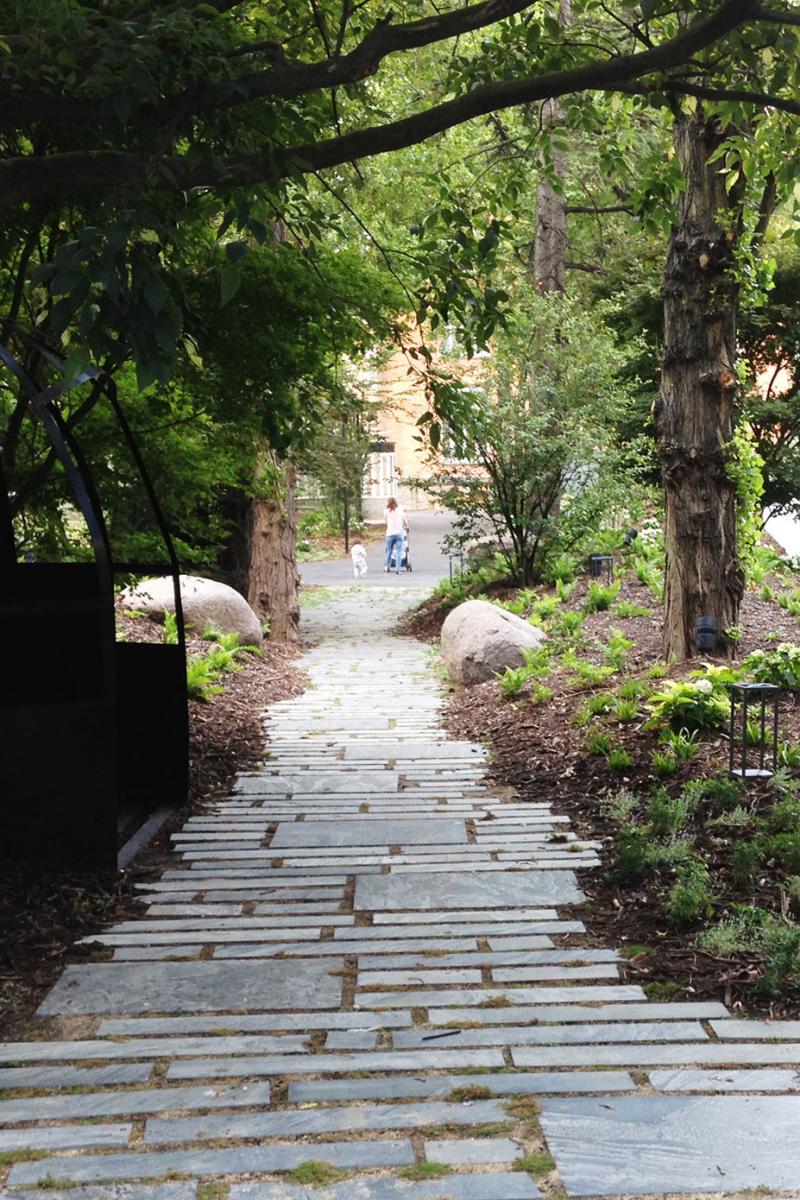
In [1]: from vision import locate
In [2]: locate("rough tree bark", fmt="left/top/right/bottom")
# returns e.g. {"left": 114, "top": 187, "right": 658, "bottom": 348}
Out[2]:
{"left": 532, "top": 0, "right": 570, "bottom": 294}
{"left": 655, "top": 110, "right": 743, "bottom": 660}
{"left": 246, "top": 450, "right": 300, "bottom": 644}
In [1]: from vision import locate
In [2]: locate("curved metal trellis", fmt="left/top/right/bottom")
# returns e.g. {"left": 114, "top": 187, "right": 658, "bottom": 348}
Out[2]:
{"left": 0, "top": 340, "right": 189, "bottom": 872}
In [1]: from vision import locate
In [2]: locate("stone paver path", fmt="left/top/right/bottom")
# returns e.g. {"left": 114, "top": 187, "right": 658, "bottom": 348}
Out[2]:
{"left": 4, "top": 587, "right": 800, "bottom": 1198}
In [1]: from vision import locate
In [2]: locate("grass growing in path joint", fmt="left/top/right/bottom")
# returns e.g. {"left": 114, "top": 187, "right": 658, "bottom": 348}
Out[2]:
{"left": 284, "top": 1161, "right": 350, "bottom": 1185}
{"left": 399, "top": 1163, "right": 451, "bottom": 1181}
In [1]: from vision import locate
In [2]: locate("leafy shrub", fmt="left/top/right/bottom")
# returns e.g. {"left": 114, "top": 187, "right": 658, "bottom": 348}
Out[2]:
{"left": 683, "top": 774, "right": 745, "bottom": 813}
{"left": 651, "top": 751, "right": 678, "bottom": 778}
{"left": 186, "top": 655, "right": 224, "bottom": 701}
{"left": 708, "top": 805, "right": 753, "bottom": 829}
{"left": 648, "top": 788, "right": 692, "bottom": 836}
{"left": 586, "top": 727, "right": 613, "bottom": 756}
{"left": 648, "top": 836, "right": 695, "bottom": 869}
{"left": 645, "top": 677, "right": 730, "bottom": 732}
{"left": 664, "top": 858, "right": 714, "bottom": 926}
{"left": 765, "top": 831, "right": 800, "bottom": 874}
{"left": 758, "top": 919, "right": 800, "bottom": 995}
{"left": 607, "top": 747, "right": 633, "bottom": 771}
{"left": 531, "top": 595, "right": 560, "bottom": 623}
{"left": 696, "top": 914, "right": 759, "bottom": 956}
{"left": 555, "top": 577, "right": 576, "bottom": 602}
{"left": 618, "top": 679, "right": 648, "bottom": 700}
{"left": 542, "top": 551, "right": 578, "bottom": 584}
{"left": 604, "top": 788, "right": 639, "bottom": 821}
{"left": 613, "top": 698, "right": 639, "bottom": 721}
{"left": 614, "top": 826, "right": 650, "bottom": 882}
{"left": 612, "top": 600, "right": 651, "bottom": 619}
{"left": 603, "top": 628, "right": 635, "bottom": 671}
{"left": 659, "top": 727, "right": 699, "bottom": 760}
{"left": 731, "top": 839, "right": 761, "bottom": 889}
{"left": 584, "top": 581, "right": 620, "bottom": 613}
{"left": 767, "top": 797, "right": 800, "bottom": 834}
{"left": 555, "top": 609, "right": 584, "bottom": 637}
{"left": 744, "top": 643, "right": 800, "bottom": 690}
{"left": 586, "top": 692, "right": 615, "bottom": 716}
{"left": 498, "top": 667, "right": 528, "bottom": 698}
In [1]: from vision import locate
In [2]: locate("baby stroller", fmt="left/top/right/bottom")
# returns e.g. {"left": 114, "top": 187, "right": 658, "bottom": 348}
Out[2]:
{"left": 389, "top": 531, "right": 412, "bottom": 572}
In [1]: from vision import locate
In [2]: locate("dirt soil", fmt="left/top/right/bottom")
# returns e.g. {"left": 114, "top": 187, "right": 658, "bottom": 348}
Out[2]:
{"left": 0, "top": 612, "right": 305, "bottom": 1041}
{"left": 410, "top": 572, "right": 800, "bottom": 1018}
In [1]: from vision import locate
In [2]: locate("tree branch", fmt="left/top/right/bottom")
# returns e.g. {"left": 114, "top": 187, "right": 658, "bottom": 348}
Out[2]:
{"left": 0, "top": 0, "right": 778, "bottom": 209}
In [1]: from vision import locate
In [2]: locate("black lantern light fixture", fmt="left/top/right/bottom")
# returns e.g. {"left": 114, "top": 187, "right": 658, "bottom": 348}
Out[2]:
{"left": 588, "top": 554, "right": 614, "bottom": 585}
{"left": 695, "top": 616, "right": 718, "bottom": 654}
{"left": 728, "top": 682, "right": 780, "bottom": 781}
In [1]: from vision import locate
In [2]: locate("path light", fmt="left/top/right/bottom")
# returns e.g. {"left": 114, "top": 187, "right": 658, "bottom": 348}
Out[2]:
{"left": 449, "top": 551, "right": 466, "bottom": 580}
{"left": 728, "top": 682, "right": 780, "bottom": 781}
{"left": 695, "top": 616, "right": 717, "bottom": 654}
{"left": 588, "top": 554, "right": 613, "bottom": 585}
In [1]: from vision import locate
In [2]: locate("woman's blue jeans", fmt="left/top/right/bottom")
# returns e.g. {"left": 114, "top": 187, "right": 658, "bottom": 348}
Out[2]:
{"left": 386, "top": 532, "right": 404, "bottom": 570}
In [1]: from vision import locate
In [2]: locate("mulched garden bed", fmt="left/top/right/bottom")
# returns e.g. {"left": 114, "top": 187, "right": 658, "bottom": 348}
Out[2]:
{"left": 426, "top": 571, "right": 800, "bottom": 1018}
{"left": 0, "top": 613, "right": 305, "bottom": 1041}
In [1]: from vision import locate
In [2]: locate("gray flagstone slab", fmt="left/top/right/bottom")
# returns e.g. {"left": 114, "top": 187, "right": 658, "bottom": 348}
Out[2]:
{"left": 8, "top": 1138, "right": 415, "bottom": 1187}
{"left": 99, "top": 1012, "right": 411, "bottom": 1035}
{"left": 394, "top": 1022, "right": 708, "bottom": 1049}
{"left": 289, "top": 1071, "right": 636, "bottom": 1103}
{"left": 0, "top": 1081, "right": 271, "bottom": 1123}
{"left": 355, "top": 871, "right": 583, "bottom": 910}
{"left": 430, "top": 1002, "right": 730, "bottom": 1025}
{"left": 650, "top": 1068, "right": 800, "bottom": 1091}
{"left": 372, "top": 909, "right": 557, "bottom": 925}
{"left": 425, "top": 1137, "right": 520, "bottom": 1164}
{"left": 272, "top": 818, "right": 467, "bottom": 848}
{"left": 710, "top": 1019, "right": 800, "bottom": 1039}
{"left": 0, "top": 1122, "right": 132, "bottom": 1151}
{"left": 145, "top": 1098, "right": 506, "bottom": 1143}
{"left": 356, "top": 985, "right": 645, "bottom": 1009}
{"left": 539, "top": 1094, "right": 800, "bottom": 1195}
{"left": 0, "top": 1063, "right": 152, "bottom": 1089}
{"left": 3, "top": 1187, "right": 196, "bottom": 1200}
{"left": 0, "top": 1033, "right": 309, "bottom": 1063}
{"left": 166, "top": 1048, "right": 505, "bottom": 1079}
{"left": 512, "top": 1042, "right": 800, "bottom": 1068}
{"left": 229, "top": 1173, "right": 539, "bottom": 1199}
{"left": 38, "top": 957, "right": 342, "bottom": 1015}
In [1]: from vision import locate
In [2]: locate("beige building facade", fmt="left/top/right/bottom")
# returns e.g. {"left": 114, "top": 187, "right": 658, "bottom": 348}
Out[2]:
{"left": 362, "top": 343, "right": 436, "bottom": 517}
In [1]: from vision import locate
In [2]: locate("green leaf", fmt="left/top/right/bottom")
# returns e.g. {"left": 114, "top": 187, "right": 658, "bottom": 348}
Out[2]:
{"left": 220, "top": 261, "right": 241, "bottom": 307}
{"left": 62, "top": 345, "right": 92, "bottom": 388}
{"left": 640, "top": 0, "right": 657, "bottom": 18}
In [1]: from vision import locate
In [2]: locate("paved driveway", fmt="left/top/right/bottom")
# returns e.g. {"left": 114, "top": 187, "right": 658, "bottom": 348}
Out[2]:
{"left": 300, "top": 508, "right": 455, "bottom": 590}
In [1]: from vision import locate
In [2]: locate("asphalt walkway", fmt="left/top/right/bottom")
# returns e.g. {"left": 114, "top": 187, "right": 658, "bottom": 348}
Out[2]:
{"left": 300, "top": 509, "right": 454, "bottom": 590}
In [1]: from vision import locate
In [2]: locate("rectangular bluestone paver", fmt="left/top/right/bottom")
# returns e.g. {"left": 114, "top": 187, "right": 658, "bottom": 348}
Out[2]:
{"left": 358, "top": 969, "right": 483, "bottom": 986}
{"left": 489, "top": 965, "right": 619, "bottom": 983}
{"left": 0, "top": 1081, "right": 271, "bottom": 1123}
{"left": 355, "top": 871, "right": 583, "bottom": 910}
{"left": 214, "top": 938, "right": 485, "bottom": 959}
{"left": 167, "top": 1048, "right": 505, "bottom": 1080}
{"left": 394, "top": 1022, "right": 708, "bottom": 1049}
{"left": 429, "top": 1002, "right": 730, "bottom": 1026}
{"left": 145, "top": 1098, "right": 507, "bottom": 1143}
{"left": 425, "top": 1137, "right": 521, "bottom": 1165}
{"left": 0, "top": 1122, "right": 132, "bottom": 1151}
{"left": 650, "top": 1068, "right": 800, "bottom": 1092}
{"left": 325, "top": 1030, "right": 379, "bottom": 1049}
{"left": 0, "top": 1033, "right": 308, "bottom": 1063}
{"left": 513, "top": 1043, "right": 800, "bottom": 1068}
{"left": 271, "top": 818, "right": 467, "bottom": 848}
{"left": 289, "top": 1072, "right": 636, "bottom": 1103}
{"left": 357, "top": 985, "right": 646, "bottom": 1009}
{"left": 3, "top": 1187, "right": 197, "bottom": 1200}
{"left": 710, "top": 1019, "right": 800, "bottom": 1039}
{"left": 372, "top": 909, "right": 557, "bottom": 925}
{"left": 336, "top": 923, "right": 585, "bottom": 942}
{"left": 539, "top": 1094, "right": 800, "bottom": 1195}
{"left": 8, "top": 1139, "right": 415, "bottom": 1187}
{"left": 0, "top": 1063, "right": 153, "bottom": 1090}
{"left": 37, "top": 957, "right": 342, "bottom": 1015}
{"left": 109, "top": 916, "right": 354, "bottom": 930}
{"left": 229, "top": 1173, "right": 539, "bottom": 1199}
{"left": 99, "top": 1012, "right": 411, "bottom": 1035}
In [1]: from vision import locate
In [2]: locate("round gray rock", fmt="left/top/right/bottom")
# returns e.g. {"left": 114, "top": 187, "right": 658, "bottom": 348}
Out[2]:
{"left": 121, "top": 575, "right": 263, "bottom": 646}
{"left": 440, "top": 598, "right": 546, "bottom": 685}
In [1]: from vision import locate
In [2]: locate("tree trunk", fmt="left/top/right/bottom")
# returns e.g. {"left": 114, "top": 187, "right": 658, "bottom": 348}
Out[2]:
{"left": 532, "top": 0, "right": 570, "bottom": 294}
{"left": 656, "top": 111, "right": 743, "bottom": 660}
{"left": 247, "top": 451, "right": 300, "bottom": 644}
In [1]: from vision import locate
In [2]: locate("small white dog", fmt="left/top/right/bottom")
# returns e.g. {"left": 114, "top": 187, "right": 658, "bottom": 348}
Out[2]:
{"left": 351, "top": 540, "right": 368, "bottom": 578}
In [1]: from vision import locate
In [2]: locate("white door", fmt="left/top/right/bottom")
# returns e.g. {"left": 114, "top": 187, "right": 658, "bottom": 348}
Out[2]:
{"left": 365, "top": 451, "right": 397, "bottom": 498}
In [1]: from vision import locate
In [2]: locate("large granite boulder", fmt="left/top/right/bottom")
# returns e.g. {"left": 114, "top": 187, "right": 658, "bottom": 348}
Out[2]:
{"left": 121, "top": 575, "right": 263, "bottom": 646}
{"left": 441, "top": 598, "right": 545, "bottom": 685}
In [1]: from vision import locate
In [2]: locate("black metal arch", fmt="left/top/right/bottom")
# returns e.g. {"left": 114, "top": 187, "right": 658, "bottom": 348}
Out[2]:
{"left": 0, "top": 341, "right": 189, "bottom": 872}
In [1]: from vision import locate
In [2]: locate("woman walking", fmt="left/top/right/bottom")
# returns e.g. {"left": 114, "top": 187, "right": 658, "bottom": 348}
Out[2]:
{"left": 384, "top": 497, "right": 408, "bottom": 574}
